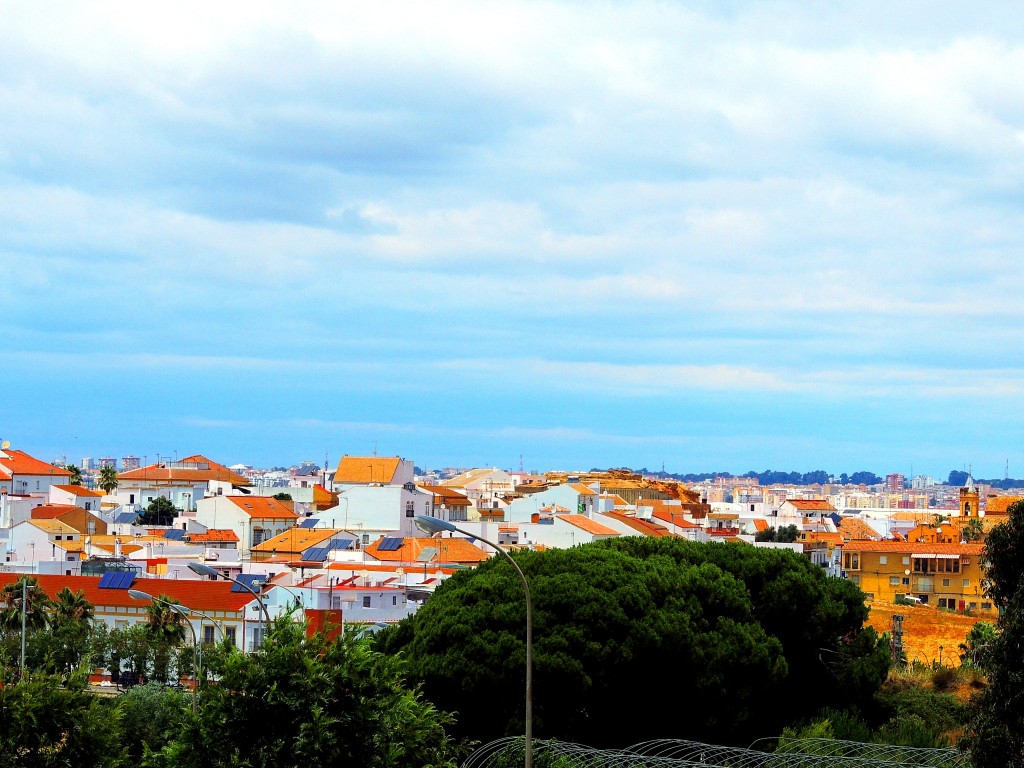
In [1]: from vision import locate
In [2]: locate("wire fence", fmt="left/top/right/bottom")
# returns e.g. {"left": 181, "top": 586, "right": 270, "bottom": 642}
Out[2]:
{"left": 461, "top": 736, "right": 971, "bottom": 768}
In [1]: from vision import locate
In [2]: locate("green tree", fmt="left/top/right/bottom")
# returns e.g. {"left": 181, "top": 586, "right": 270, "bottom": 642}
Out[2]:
{"left": 0, "top": 671, "right": 125, "bottom": 767}
{"left": 143, "top": 597, "right": 188, "bottom": 685}
{"left": 962, "top": 516, "right": 985, "bottom": 542}
{"left": 272, "top": 492, "right": 292, "bottom": 501}
{"left": 0, "top": 577, "right": 53, "bottom": 672}
{"left": 42, "top": 587, "right": 96, "bottom": 674}
{"left": 959, "top": 620, "right": 997, "bottom": 670}
{"left": 964, "top": 500, "right": 1024, "bottom": 766}
{"left": 377, "top": 537, "right": 888, "bottom": 748}
{"left": 64, "top": 463, "right": 83, "bottom": 485}
{"left": 98, "top": 465, "right": 119, "bottom": 495}
{"left": 150, "top": 616, "right": 470, "bottom": 768}
{"left": 142, "top": 497, "right": 178, "bottom": 526}
{"left": 117, "top": 681, "right": 190, "bottom": 764}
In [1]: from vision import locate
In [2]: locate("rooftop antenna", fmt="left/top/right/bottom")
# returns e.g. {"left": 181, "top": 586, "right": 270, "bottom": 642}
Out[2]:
{"left": 373, "top": 441, "right": 377, "bottom": 457}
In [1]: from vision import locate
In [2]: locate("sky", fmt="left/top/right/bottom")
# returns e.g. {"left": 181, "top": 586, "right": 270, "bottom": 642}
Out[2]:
{"left": 3, "top": 2, "right": 1024, "bottom": 479}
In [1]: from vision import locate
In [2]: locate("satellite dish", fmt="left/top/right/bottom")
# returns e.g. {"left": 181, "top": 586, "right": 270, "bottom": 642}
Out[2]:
{"left": 1, "top": 441, "right": 9, "bottom": 449}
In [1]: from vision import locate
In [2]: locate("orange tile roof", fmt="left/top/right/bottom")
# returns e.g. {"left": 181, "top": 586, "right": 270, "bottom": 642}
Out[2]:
{"left": 334, "top": 456, "right": 401, "bottom": 484}
{"left": 53, "top": 484, "right": 104, "bottom": 497}
{"left": 837, "top": 517, "right": 882, "bottom": 541}
{"left": 842, "top": 540, "right": 984, "bottom": 555}
{"left": 186, "top": 529, "right": 239, "bottom": 543}
{"left": 227, "top": 496, "right": 298, "bottom": 520}
{"left": 600, "top": 511, "right": 674, "bottom": 537}
{"left": 365, "top": 536, "right": 490, "bottom": 565}
{"left": 753, "top": 519, "right": 769, "bottom": 532}
{"left": 985, "top": 496, "right": 1024, "bottom": 515}
{"left": 559, "top": 514, "right": 619, "bottom": 536}
{"left": 31, "top": 504, "right": 83, "bottom": 519}
{"left": 0, "top": 450, "right": 72, "bottom": 478}
{"left": 418, "top": 485, "right": 471, "bottom": 504}
{"left": 783, "top": 499, "right": 836, "bottom": 512}
{"left": 251, "top": 527, "right": 337, "bottom": 553}
{"left": 0, "top": 573, "right": 255, "bottom": 613}
{"left": 569, "top": 483, "right": 598, "bottom": 496}
{"left": 28, "top": 519, "right": 78, "bottom": 535}
{"left": 118, "top": 455, "right": 249, "bottom": 486}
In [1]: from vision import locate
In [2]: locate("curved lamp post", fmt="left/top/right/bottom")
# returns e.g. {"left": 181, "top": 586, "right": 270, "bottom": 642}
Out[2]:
{"left": 188, "top": 562, "right": 271, "bottom": 647}
{"left": 414, "top": 515, "right": 533, "bottom": 768}
{"left": 128, "top": 589, "right": 202, "bottom": 712}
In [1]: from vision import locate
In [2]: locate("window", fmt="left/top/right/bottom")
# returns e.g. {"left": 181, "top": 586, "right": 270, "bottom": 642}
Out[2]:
{"left": 362, "top": 596, "right": 372, "bottom": 608}
{"left": 982, "top": 602, "right": 992, "bottom": 611}
{"left": 225, "top": 627, "right": 237, "bottom": 647}
{"left": 942, "top": 578, "right": 950, "bottom": 587}
{"left": 392, "top": 595, "right": 398, "bottom": 605}
{"left": 902, "top": 577, "right": 910, "bottom": 585}
{"left": 889, "top": 576, "right": 900, "bottom": 586}
{"left": 963, "top": 579, "right": 970, "bottom": 587}
{"left": 902, "top": 556, "right": 910, "bottom": 565}
{"left": 879, "top": 555, "right": 887, "bottom": 565}
{"left": 405, "top": 501, "right": 415, "bottom": 518}
{"left": 203, "top": 625, "right": 216, "bottom": 645}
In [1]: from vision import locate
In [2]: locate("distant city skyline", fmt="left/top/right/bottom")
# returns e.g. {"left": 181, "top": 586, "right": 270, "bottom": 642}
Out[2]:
{"left": 5, "top": 4, "right": 1024, "bottom": 480}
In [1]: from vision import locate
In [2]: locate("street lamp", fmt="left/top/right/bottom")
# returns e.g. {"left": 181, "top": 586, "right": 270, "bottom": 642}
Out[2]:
{"left": 128, "top": 589, "right": 203, "bottom": 712}
{"left": 414, "top": 515, "right": 533, "bottom": 768}
{"left": 20, "top": 579, "right": 34, "bottom": 677}
{"left": 188, "top": 562, "right": 272, "bottom": 648}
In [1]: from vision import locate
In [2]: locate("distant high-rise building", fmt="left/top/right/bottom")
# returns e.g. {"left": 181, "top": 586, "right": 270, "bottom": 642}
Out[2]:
{"left": 81, "top": 457, "right": 94, "bottom": 470}
{"left": 121, "top": 455, "right": 141, "bottom": 471}
{"left": 885, "top": 473, "right": 905, "bottom": 492}
{"left": 98, "top": 457, "right": 117, "bottom": 470}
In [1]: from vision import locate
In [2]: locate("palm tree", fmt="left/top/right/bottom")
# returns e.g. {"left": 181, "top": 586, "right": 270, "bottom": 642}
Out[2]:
{"left": 64, "top": 464, "right": 83, "bottom": 486}
{"left": 145, "top": 595, "right": 188, "bottom": 684}
{"left": 98, "top": 465, "right": 118, "bottom": 495}
{"left": 50, "top": 587, "right": 94, "bottom": 626}
{"left": 46, "top": 587, "right": 95, "bottom": 673}
{"left": 0, "top": 576, "right": 51, "bottom": 635}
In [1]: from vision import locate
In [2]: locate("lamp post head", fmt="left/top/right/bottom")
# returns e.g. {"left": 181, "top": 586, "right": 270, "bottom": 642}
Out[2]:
{"left": 414, "top": 515, "right": 457, "bottom": 536}
{"left": 128, "top": 589, "right": 154, "bottom": 602}
{"left": 188, "top": 561, "right": 220, "bottom": 579}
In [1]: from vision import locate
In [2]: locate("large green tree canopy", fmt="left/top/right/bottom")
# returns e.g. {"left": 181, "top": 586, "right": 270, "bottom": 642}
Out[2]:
{"left": 377, "top": 537, "right": 888, "bottom": 749}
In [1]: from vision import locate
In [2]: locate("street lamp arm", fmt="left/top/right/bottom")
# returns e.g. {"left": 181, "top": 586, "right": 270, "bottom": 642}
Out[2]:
{"left": 413, "top": 516, "right": 532, "bottom": 768}
{"left": 188, "top": 562, "right": 272, "bottom": 637}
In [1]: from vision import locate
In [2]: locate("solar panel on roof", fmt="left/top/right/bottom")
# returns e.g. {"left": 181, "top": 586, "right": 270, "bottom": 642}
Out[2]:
{"left": 378, "top": 537, "right": 403, "bottom": 551}
{"left": 328, "top": 538, "right": 353, "bottom": 550}
{"left": 98, "top": 571, "right": 137, "bottom": 589}
{"left": 231, "top": 574, "right": 267, "bottom": 593}
{"left": 302, "top": 546, "right": 329, "bottom": 562}
{"left": 163, "top": 529, "right": 185, "bottom": 540}
{"left": 114, "top": 512, "right": 138, "bottom": 524}
{"left": 298, "top": 518, "right": 319, "bottom": 528}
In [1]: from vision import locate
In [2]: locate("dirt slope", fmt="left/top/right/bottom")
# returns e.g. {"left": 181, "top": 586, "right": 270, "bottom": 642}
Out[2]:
{"left": 865, "top": 600, "right": 988, "bottom": 666}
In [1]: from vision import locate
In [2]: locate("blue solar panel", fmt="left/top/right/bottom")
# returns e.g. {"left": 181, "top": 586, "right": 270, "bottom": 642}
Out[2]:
{"left": 329, "top": 538, "right": 353, "bottom": 550}
{"left": 378, "top": 537, "right": 403, "bottom": 551}
{"left": 98, "top": 571, "right": 136, "bottom": 589}
{"left": 163, "top": 529, "right": 185, "bottom": 540}
{"left": 114, "top": 512, "right": 138, "bottom": 524}
{"left": 302, "top": 546, "right": 329, "bottom": 562}
{"left": 231, "top": 574, "right": 267, "bottom": 593}
{"left": 298, "top": 518, "right": 319, "bottom": 528}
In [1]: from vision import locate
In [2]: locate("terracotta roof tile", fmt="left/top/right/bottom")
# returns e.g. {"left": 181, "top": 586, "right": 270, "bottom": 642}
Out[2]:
{"left": 52, "top": 484, "right": 104, "bottom": 497}
{"left": 227, "top": 496, "right": 298, "bottom": 520}
{"left": 0, "top": 573, "right": 255, "bottom": 613}
{"left": 0, "top": 450, "right": 72, "bottom": 478}
{"left": 558, "top": 514, "right": 619, "bottom": 536}
{"left": 334, "top": 456, "right": 401, "bottom": 484}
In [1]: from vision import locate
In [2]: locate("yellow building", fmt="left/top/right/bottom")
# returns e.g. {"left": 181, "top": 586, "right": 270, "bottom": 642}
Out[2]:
{"left": 841, "top": 540, "right": 993, "bottom": 617}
